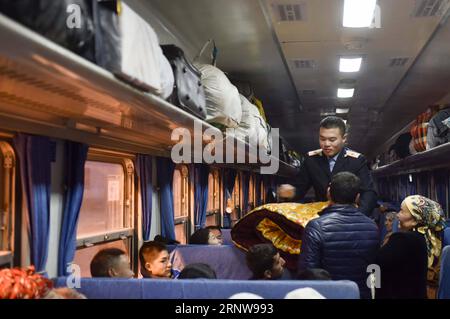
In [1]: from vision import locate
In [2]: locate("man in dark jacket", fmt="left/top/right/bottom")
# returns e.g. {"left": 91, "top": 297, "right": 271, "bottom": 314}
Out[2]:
{"left": 298, "top": 172, "right": 379, "bottom": 299}
{"left": 278, "top": 116, "right": 377, "bottom": 216}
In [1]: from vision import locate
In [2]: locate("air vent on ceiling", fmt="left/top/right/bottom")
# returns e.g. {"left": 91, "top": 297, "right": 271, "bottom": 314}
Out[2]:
{"left": 301, "top": 89, "right": 316, "bottom": 95}
{"left": 413, "top": 0, "right": 449, "bottom": 17}
{"left": 293, "top": 59, "right": 316, "bottom": 69}
{"left": 274, "top": 4, "right": 306, "bottom": 22}
{"left": 389, "top": 57, "right": 410, "bottom": 67}
{"left": 339, "top": 79, "right": 357, "bottom": 85}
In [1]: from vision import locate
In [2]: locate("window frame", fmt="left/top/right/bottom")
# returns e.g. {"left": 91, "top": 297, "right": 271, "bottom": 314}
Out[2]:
{"left": 75, "top": 148, "right": 136, "bottom": 254}
{"left": 0, "top": 136, "right": 15, "bottom": 268}
{"left": 173, "top": 164, "right": 191, "bottom": 244}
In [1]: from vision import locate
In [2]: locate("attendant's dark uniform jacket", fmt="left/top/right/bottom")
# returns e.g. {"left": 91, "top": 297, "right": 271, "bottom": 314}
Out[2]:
{"left": 293, "top": 148, "right": 377, "bottom": 216}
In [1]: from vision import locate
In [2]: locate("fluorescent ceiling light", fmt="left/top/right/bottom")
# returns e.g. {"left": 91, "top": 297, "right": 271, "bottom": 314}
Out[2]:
{"left": 343, "top": 0, "right": 377, "bottom": 28}
{"left": 336, "top": 108, "right": 350, "bottom": 114}
{"left": 337, "top": 88, "right": 355, "bottom": 98}
{"left": 340, "top": 57, "right": 362, "bottom": 72}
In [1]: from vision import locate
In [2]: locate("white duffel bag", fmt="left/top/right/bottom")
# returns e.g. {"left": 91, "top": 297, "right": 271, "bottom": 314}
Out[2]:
{"left": 120, "top": 2, "right": 174, "bottom": 98}
{"left": 196, "top": 64, "right": 242, "bottom": 128}
{"left": 235, "top": 95, "right": 270, "bottom": 151}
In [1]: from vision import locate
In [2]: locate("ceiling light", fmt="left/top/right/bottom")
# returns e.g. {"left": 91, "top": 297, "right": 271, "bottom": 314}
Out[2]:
{"left": 337, "top": 88, "right": 355, "bottom": 98}
{"left": 336, "top": 108, "right": 350, "bottom": 114}
{"left": 343, "top": 0, "right": 377, "bottom": 28}
{"left": 339, "top": 57, "right": 362, "bottom": 72}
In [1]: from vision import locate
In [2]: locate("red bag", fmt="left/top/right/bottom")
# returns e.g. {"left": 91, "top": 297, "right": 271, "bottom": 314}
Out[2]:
{"left": 410, "top": 106, "right": 440, "bottom": 152}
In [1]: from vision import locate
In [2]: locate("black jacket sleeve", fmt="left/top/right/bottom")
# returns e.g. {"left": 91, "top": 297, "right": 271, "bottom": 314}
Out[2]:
{"left": 355, "top": 155, "right": 378, "bottom": 216}
{"left": 292, "top": 159, "right": 312, "bottom": 201}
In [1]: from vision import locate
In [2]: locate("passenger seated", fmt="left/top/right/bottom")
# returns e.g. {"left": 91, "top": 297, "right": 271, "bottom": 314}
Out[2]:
{"left": 298, "top": 172, "right": 379, "bottom": 299}
{"left": 375, "top": 195, "right": 447, "bottom": 299}
{"left": 296, "top": 268, "right": 331, "bottom": 280}
{"left": 178, "top": 263, "right": 217, "bottom": 279}
{"left": 189, "top": 226, "right": 223, "bottom": 245}
{"left": 246, "top": 243, "right": 286, "bottom": 280}
{"left": 90, "top": 248, "right": 134, "bottom": 278}
{"left": 382, "top": 211, "right": 397, "bottom": 246}
{"left": 139, "top": 241, "right": 176, "bottom": 279}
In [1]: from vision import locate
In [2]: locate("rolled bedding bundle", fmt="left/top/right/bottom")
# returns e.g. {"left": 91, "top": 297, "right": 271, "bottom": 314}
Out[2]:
{"left": 231, "top": 201, "right": 329, "bottom": 271}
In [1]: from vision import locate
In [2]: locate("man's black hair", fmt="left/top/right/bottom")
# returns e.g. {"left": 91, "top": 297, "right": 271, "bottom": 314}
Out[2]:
{"left": 90, "top": 248, "right": 127, "bottom": 278}
{"left": 178, "top": 263, "right": 217, "bottom": 279}
{"left": 320, "top": 116, "right": 346, "bottom": 136}
{"left": 329, "top": 172, "right": 361, "bottom": 204}
{"left": 246, "top": 243, "right": 278, "bottom": 279}
{"left": 297, "top": 268, "right": 332, "bottom": 280}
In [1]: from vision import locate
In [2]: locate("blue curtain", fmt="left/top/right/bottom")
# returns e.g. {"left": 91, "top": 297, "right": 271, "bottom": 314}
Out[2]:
{"left": 255, "top": 174, "right": 262, "bottom": 207}
{"left": 157, "top": 157, "right": 176, "bottom": 240}
{"left": 241, "top": 172, "right": 250, "bottom": 215}
{"left": 58, "top": 141, "right": 88, "bottom": 276}
{"left": 136, "top": 154, "right": 154, "bottom": 241}
{"left": 194, "top": 164, "right": 209, "bottom": 230}
{"left": 13, "top": 134, "right": 51, "bottom": 273}
{"left": 434, "top": 169, "right": 448, "bottom": 214}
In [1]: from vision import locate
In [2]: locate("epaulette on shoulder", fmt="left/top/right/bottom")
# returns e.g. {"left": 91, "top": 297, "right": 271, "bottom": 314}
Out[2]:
{"left": 345, "top": 150, "right": 361, "bottom": 159}
{"left": 308, "top": 149, "right": 323, "bottom": 157}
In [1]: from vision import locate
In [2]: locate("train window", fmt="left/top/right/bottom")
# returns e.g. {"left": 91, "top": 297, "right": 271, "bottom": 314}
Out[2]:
{"left": 247, "top": 174, "right": 255, "bottom": 213}
{"left": 74, "top": 149, "right": 135, "bottom": 275}
{"left": 173, "top": 165, "right": 190, "bottom": 244}
{"left": 206, "top": 169, "right": 220, "bottom": 226}
{"left": 230, "top": 173, "right": 241, "bottom": 224}
{"left": 0, "top": 140, "right": 15, "bottom": 267}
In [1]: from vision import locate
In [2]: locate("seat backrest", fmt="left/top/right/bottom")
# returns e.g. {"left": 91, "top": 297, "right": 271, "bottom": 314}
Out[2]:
{"left": 53, "top": 277, "right": 360, "bottom": 299}
{"left": 438, "top": 245, "right": 450, "bottom": 299}
{"left": 169, "top": 245, "right": 252, "bottom": 280}
{"left": 443, "top": 227, "right": 450, "bottom": 247}
{"left": 221, "top": 229, "right": 233, "bottom": 245}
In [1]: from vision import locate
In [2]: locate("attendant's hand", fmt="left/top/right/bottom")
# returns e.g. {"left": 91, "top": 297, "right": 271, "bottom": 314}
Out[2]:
{"left": 277, "top": 184, "right": 296, "bottom": 200}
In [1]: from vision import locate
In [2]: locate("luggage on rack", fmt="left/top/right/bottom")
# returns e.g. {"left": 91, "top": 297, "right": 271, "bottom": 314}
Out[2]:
{"left": 0, "top": 1, "right": 174, "bottom": 97}
{"left": 161, "top": 45, "right": 207, "bottom": 119}
{"left": 230, "top": 79, "right": 254, "bottom": 100}
{"left": 410, "top": 106, "right": 440, "bottom": 152}
{"left": 0, "top": 0, "right": 97, "bottom": 62}
{"left": 235, "top": 95, "right": 269, "bottom": 151}
{"left": 393, "top": 133, "right": 412, "bottom": 159}
{"left": 119, "top": 2, "right": 173, "bottom": 96}
{"left": 251, "top": 97, "right": 267, "bottom": 123}
{"left": 426, "top": 107, "right": 450, "bottom": 149}
{"left": 196, "top": 64, "right": 242, "bottom": 128}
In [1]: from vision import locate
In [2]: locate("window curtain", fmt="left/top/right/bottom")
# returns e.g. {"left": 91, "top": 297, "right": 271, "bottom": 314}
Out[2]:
{"left": 223, "top": 169, "right": 237, "bottom": 228}
{"left": 13, "top": 134, "right": 51, "bottom": 273}
{"left": 136, "top": 154, "right": 153, "bottom": 241}
{"left": 57, "top": 141, "right": 88, "bottom": 276}
{"left": 194, "top": 164, "right": 209, "bottom": 230}
{"left": 434, "top": 169, "right": 448, "bottom": 214}
{"left": 241, "top": 171, "right": 250, "bottom": 215}
{"left": 156, "top": 157, "right": 176, "bottom": 240}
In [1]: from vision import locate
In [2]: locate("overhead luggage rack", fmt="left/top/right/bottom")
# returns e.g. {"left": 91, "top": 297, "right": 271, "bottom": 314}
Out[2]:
{"left": 0, "top": 14, "right": 298, "bottom": 177}
{"left": 372, "top": 142, "right": 450, "bottom": 177}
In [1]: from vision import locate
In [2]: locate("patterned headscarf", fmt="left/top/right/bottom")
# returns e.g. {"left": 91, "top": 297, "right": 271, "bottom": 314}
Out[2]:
{"left": 402, "top": 195, "right": 447, "bottom": 267}
{"left": 0, "top": 266, "right": 53, "bottom": 299}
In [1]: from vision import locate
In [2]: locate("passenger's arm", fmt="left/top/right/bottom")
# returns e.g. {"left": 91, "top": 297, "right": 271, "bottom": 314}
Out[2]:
{"left": 355, "top": 156, "right": 378, "bottom": 216}
{"left": 298, "top": 220, "right": 322, "bottom": 271}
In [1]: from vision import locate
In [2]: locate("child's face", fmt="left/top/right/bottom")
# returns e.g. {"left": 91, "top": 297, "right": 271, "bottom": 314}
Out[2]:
{"left": 208, "top": 229, "right": 223, "bottom": 245}
{"left": 145, "top": 250, "right": 172, "bottom": 279}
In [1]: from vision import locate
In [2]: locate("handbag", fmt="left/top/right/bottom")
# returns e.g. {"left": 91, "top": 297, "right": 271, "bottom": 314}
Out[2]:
{"left": 161, "top": 45, "right": 207, "bottom": 119}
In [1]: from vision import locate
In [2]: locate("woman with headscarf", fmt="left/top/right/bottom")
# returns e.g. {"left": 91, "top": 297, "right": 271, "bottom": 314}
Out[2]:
{"left": 375, "top": 195, "right": 447, "bottom": 299}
